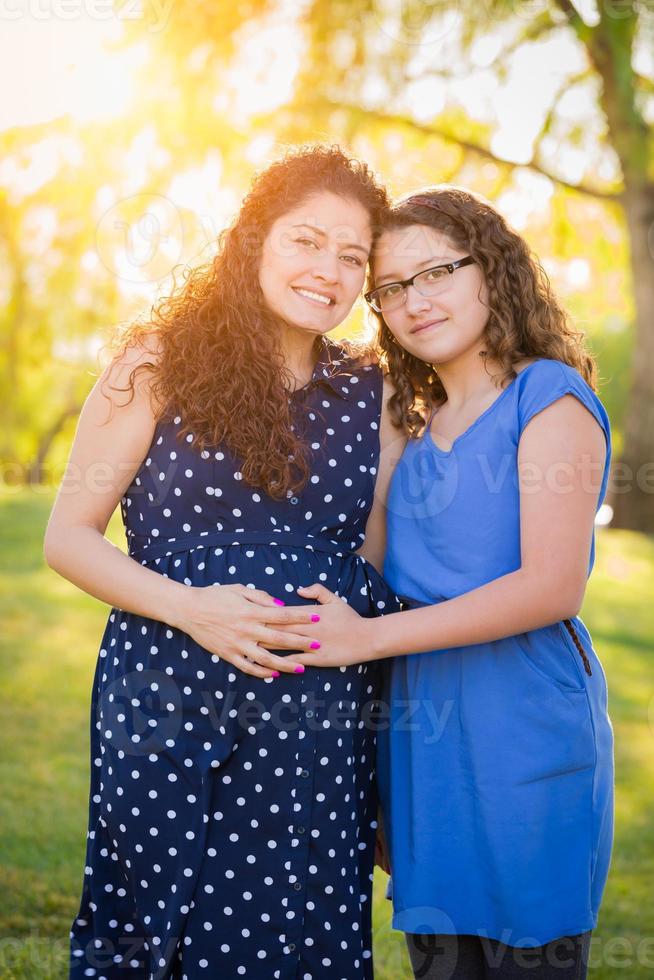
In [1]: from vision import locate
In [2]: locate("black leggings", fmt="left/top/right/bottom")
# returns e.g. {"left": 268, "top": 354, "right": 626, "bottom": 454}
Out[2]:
{"left": 406, "top": 931, "right": 592, "bottom": 980}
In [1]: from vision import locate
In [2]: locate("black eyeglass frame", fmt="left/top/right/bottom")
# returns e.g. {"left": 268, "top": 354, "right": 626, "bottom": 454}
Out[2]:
{"left": 364, "top": 255, "right": 476, "bottom": 312}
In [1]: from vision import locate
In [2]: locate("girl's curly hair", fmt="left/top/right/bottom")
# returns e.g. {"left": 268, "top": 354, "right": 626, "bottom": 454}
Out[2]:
{"left": 108, "top": 144, "right": 388, "bottom": 497}
{"left": 369, "top": 187, "right": 597, "bottom": 436}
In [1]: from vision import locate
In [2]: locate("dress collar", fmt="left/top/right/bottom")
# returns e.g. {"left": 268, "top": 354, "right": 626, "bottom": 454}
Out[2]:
{"left": 305, "top": 337, "right": 362, "bottom": 400}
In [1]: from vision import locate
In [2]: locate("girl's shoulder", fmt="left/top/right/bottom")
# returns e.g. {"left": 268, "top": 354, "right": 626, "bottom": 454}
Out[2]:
{"left": 512, "top": 357, "right": 585, "bottom": 387}
{"left": 510, "top": 358, "right": 610, "bottom": 444}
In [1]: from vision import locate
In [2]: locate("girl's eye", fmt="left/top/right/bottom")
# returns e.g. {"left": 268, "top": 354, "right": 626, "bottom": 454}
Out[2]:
{"left": 296, "top": 237, "right": 319, "bottom": 250}
{"left": 424, "top": 267, "right": 448, "bottom": 283}
{"left": 380, "top": 283, "right": 403, "bottom": 299}
{"left": 341, "top": 254, "right": 363, "bottom": 267}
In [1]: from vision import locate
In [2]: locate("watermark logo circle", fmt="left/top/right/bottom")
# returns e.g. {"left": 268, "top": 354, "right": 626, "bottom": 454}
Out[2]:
{"left": 95, "top": 193, "right": 184, "bottom": 284}
{"left": 97, "top": 669, "right": 183, "bottom": 756}
{"left": 381, "top": 437, "right": 460, "bottom": 520}
{"left": 372, "top": 0, "right": 462, "bottom": 47}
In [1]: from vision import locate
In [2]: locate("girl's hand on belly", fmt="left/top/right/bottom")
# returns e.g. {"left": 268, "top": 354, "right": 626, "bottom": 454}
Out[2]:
{"left": 276, "top": 583, "right": 375, "bottom": 668}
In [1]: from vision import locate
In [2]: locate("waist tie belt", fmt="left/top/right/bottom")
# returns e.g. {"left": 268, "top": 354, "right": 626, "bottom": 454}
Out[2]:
{"left": 128, "top": 529, "right": 357, "bottom": 563}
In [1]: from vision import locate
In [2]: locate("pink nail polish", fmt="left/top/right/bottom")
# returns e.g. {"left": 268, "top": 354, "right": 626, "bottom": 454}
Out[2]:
{"left": 271, "top": 671, "right": 280, "bottom": 677}
{"left": 310, "top": 642, "right": 321, "bottom": 650}
{"left": 311, "top": 615, "right": 321, "bottom": 623}
{"left": 273, "top": 598, "right": 285, "bottom": 606}
{"left": 294, "top": 665, "right": 305, "bottom": 674}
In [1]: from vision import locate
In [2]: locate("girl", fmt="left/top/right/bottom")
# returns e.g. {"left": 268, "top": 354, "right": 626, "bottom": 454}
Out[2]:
{"left": 45, "top": 145, "right": 401, "bottom": 979}
{"left": 291, "top": 187, "right": 613, "bottom": 979}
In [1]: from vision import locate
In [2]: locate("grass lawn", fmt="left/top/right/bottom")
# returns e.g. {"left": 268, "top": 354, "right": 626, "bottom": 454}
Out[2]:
{"left": 1, "top": 488, "right": 653, "bottom": 979}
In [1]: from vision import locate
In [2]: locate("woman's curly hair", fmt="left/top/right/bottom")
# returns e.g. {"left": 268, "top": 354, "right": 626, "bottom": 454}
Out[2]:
{"left": 369, "top": 187, "right": 597, "bottom": 436}
{"left": 107, "top": 144, "right": 388, "bottom": 497}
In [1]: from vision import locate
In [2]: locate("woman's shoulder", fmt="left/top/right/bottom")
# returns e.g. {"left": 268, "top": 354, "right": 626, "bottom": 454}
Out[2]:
{"left": 99, "top": 330, "right": 163, "bottom": 411}
{"left": 102, "top": 330, "right": 162, "bottom": 375}
{"left": 327, "top": 336, "right": 380, "bottom": 370}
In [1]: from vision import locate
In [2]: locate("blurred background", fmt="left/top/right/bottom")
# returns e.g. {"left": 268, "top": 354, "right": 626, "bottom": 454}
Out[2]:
{"left": 0, "top": 1, "right": 653, "bottom": 977}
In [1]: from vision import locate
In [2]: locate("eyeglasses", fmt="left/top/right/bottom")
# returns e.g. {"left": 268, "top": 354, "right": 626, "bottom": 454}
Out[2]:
{"left": 365, "top": 256, "right": 475, "bottom": 313}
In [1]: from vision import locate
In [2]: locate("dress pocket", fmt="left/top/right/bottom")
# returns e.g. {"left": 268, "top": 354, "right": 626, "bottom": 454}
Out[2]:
{"left": 514, "top": 623, "right": 587, "bottom": 694}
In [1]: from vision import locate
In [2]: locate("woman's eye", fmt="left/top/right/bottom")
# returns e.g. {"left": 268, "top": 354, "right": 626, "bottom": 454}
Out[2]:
{"left": 424, "top": 268, "right": 447, "bottom": 282}
{"left": 296, "top": 237, "right": 319, "bottom": 250}
{"left": 341, "top": 254, "right": 363, "bottom": 267}
{"left": 380, "top": 283, "right": 403, "bottom": 298}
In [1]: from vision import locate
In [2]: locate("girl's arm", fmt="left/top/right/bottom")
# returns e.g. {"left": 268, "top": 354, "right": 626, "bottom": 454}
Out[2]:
{"left": 44, "top": 342, "right": 319, "bottom": 678}
{"left": 295, "top": 395, "right": 607, "bottom": 664}
{"left": 355, "top": 376, "right": 407, "bottom": 574}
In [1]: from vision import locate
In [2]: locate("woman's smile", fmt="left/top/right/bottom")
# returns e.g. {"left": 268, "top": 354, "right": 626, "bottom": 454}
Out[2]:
{"left": 291, "top": 285, "right": 336, "bottom": 307}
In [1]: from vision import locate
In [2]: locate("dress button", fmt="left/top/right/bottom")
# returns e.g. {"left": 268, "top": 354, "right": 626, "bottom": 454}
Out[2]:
{"left": 300, "top": 769, "right": 309, "bottom": 779}
{"left": 296, "top": 826, "right": 305, "bottom": 835}
{"left": 305, "top": 709, "right": 314, "bottom": 719}
{"left": 293, "top": 881, "right": 302, "bottom": 891}
{"left": 290, "top": 496, "right": 299, "bottom": 505}
{"left": 288, "top": 943, "right": 296, "bottom": 952}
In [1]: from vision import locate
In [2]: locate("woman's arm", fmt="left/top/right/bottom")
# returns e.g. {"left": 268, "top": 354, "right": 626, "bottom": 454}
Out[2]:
{"left": 44, "top": 341, "right": 318, "bottom": 678}
{"left": 294, "top": 395, "right": 607, "bottom": 665}
{"left": 355, "top": 376, "right": 407, "bottom": 574}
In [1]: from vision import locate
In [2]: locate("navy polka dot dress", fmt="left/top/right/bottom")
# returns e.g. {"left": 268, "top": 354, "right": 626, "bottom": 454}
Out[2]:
{"left": 69, "top": 338, "right": 400, "bottom": 980}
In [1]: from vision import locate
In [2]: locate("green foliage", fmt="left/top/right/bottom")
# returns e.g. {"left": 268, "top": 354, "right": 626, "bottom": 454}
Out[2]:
{"left": 1, "top": 0, "right": 650, "bottom": 487}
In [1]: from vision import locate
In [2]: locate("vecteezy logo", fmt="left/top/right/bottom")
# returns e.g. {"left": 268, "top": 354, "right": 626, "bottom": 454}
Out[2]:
{"left": 385, "top": 444, "right": 460, "bottom": 520}
{"left": 372, "top": 0, "right": 462, "bottom": 47}
{"left": 95, "top": 193, "right": 184, "bottom": 284}
{"left": 98, "top": 669, "right": 183, "bottom": 756}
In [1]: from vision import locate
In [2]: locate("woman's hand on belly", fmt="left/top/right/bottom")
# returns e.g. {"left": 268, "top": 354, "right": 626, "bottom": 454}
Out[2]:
{"left": 173, "top": 583, "right": 322, "bottom": 678}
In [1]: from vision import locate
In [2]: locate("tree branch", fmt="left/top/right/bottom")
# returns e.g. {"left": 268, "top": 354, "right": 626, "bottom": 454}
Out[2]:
{"left": 409, "top": 14, "right": 563, "bottom": 83}
{"left": 550, "top": 0, "right": 586, "bottom": 32}
{"left": 298, "top": 100, "right": 622, "bottom": 201}
{"left": 533, "top": 67, "right": 595, "bottom": 159}
{"left": 490, "top": 13, "right": 563, "bottom": 65}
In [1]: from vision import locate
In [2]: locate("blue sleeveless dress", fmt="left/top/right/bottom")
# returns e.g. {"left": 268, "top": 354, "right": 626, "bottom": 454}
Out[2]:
{"left": 69, "top": 338, "right": 400, "bottom": 980}
{"left": 377, "top": 359, "right": 614, "bottom": 948}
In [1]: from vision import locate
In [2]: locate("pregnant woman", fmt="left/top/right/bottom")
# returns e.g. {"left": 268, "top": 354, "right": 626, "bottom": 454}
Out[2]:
{"left": 45, "top": 145, "right": 400, "bottom": 979}
{"left": 292, "top": 188, "right": 613, "bottom": 979}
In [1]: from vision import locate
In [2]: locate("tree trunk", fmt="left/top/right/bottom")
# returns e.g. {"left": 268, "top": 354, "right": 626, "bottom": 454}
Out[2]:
{"left": 611, "top": 182, "right": 654, "bottom": 533}
{"left": 26, "top": 400, "right": 81, "bottom": 485}
{"left": 0, "top": 196, "right": 27, "bottom": 463}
